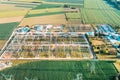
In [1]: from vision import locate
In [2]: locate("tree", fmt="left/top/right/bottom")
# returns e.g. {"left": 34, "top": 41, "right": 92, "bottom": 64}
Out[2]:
{"left": 63, "top": 4, "right": 70, "bottom": 8}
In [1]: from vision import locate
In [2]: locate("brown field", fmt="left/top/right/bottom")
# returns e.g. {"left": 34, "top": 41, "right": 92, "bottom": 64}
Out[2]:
{"left": 0, "top": 4, "right": 30, "bottom": 11}
{"left": 0, "top": 40, "right": 6, "bottom": 50}
{"left": 0, "top": 16, "right": 24, "bottom": 24}
{"left": 114, "top": 61, "right": 120, "bottom": 72}
{"left": 92, "top": 39, "right": 105, "bottom": 46}
{"left": 96, "top": 54, "right": 117, "bottom": 59}
{"left": 19, "top": 14, "right": 67, "bottom": 27}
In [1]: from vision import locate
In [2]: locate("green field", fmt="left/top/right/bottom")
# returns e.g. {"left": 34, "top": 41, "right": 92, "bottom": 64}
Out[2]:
{"left": 0, "top": 61, "right": 118, "bottom": 80}
{"left": 28, "top": 8, "right": 63, "bottom": 14}
{"left": 26, "top": 7, "right": 64, "bottom": 18}
{"left": 24, "top": 3, "right": 64, "bottom": 18}
{"left": 33, "top": 4, "right": 62, "bottom": 10}
{"left": 9, "top": 0, "right": 43, "bottom": 2}
{"left": 1, "top": 1, "right": 39, "bottom": 5}
{"left": 66, "top": 13, "right": 81, "bottom": 19}
{"left": 0, "top": 22, "right": 19, "bottom": 40}
{"left": 81, "top": 0, "right": 120, "bottom": 27}
{"left": 45, "top": 0, "right": 83, "bottom": 4}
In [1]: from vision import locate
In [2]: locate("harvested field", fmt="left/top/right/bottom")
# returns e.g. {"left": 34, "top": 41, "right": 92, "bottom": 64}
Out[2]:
{"left": 0, "top": 40, "right": 6, "bottom": 50}
{"left": 92, "top": 40, "right": 105, "bottom": 46}
{"left": 0, "top": 16, "right": 24, "bottom": 24}
{"left": 114, "top": 61, "right": 120, "bottom": 72}
{"left": 20, "top": 14, "right": 67, "bottom": 26}
{"left": 0, "top": 10, "right": 28, "bottom": 18}
{"left": 0, "top": 4, "right": 30, "bottom": 11}
{"left": 96, "top": 54, "right": 117, "bottom": 59}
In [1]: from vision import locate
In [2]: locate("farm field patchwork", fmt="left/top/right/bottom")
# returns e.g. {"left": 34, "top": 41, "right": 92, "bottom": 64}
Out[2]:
{"left": 0, "top": 61, "right": 117, "bottom": 80}
{"left": 81, "top": 0, "right": 120, "bottom": 27}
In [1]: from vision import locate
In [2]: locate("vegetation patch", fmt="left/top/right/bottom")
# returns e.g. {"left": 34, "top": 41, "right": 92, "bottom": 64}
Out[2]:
{"left": 1, "top": 1, "right": 38, "bottom": 5}
{"left": 0, "top": 61, "right": 117, "bottom": 80}
{"left": 0, "top": 10, "right": 28, "bottom": 18}
{"left": 1, "top": 1, "right": 39, "bottom": 9}
{"left": 26, "top": 8, "right": 64, "bottom": 18}
{"left": 20, "top": 14, "right": 67, "bottom": 26}
{"left": 28, "top": 8, "right": 63, "bottom": 15}
{"left": 15, "top": 4, "right": 36, "bottom": 8}
{"left": 26, "top": 11, "right": 64, "bottom": 18}
{"left": 9, "top": 0, "right": 43, "bottom": 3}
{"left": 0, "top": 22, "right": 19, "bottom": 40}
{"left": 33, "top": 4, "right": 62, "bottom": 10}
{"left": 45, "top": 0, "right": 83, "bottom": 4}
{"left": 66, "top": 13, "right": 81, "bottom": 19}
{"left": 81, "top": 0, "right": 120, "bottom": 27}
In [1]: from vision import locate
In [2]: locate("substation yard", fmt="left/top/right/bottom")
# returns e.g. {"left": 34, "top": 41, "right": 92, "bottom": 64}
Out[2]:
{"left": 0, "top": 24, "right": 94, "bottom": 59}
